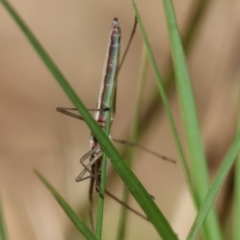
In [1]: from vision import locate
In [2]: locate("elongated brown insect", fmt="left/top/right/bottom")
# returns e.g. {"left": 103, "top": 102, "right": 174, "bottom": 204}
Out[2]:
{"left": 57, "top": 17, "right": 175, "bottom": 232}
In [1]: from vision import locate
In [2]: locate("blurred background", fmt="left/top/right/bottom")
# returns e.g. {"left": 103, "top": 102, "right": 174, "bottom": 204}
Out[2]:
{"left": 1, "top": 0, "right": 240, "bottom": 239}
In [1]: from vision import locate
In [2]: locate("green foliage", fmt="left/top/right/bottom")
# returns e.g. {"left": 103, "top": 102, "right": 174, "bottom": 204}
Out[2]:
{"left": 0, "top": 0, "right": 177, "bottom": 239}
{"left": 35, "top": 171, "right": 97, "bottom": 240}
{"left": 1, "top": 0, "right": 240, "bottom": 239}
{"left": 0, "top": 197, "right": 8, "bottom": 240}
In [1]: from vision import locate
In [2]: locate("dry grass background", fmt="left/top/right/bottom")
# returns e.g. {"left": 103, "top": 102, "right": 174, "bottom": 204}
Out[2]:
{"left": 0, "top": 0, "right": 240, "bottom": 239}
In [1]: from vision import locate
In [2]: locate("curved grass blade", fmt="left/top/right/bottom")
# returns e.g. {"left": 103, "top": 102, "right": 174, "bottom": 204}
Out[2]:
{"left": 131, "top": 0, "right": 194, "bottom": 205}
{"left": 0, "top": 196, "right": 8, "bottom": 240}
{"left": 233, "top": 83, "right": 240, "bottom": 240}
{"left": 187, "top": 131, "right": 240, "bottom": 240}
{"left": 95, "top": 153, "right": 107, "bottom": 239}
{"left": 117, "top": 45, "right": 148, "bottom": 240}
{"left": 34, "top": 171, "right": 97, "bottom": 240}
{"left": 235, "top": 153, "right": 240, "bottom": 240}
{"left": 1, "top": 1, "right": 178, "bottom": 239}
{"left": 161, "top": 0, "right": 222, "bottom": 239}
{"left": 96, "top": 89, "right": 114, "bottom": 239}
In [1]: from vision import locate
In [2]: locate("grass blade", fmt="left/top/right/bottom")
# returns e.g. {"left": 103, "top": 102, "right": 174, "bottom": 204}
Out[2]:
{"left": 34, "top": 171, "right": 97, "bottom": 240}
{"left": 95, "top": 153, "right": 107, "bottom": 239}
{"left": 0, "top": 196, "right": 8, "bottom": 240}
{"left": 95, "top": 153, "right": 107, "bottom": 240}
{"left": 161, "top": 0, "right": 222, "bottom": 239}
{"left": 234, "top": 84, "right": 240, "bottom": 240}
{"left": 117, "top": 45, "right": 148, "bottom": 240}
{"left": 186, "top": 131, "right": 240, "bottom": 240}
{"left": 95, "top": 49, "right": 117, "bottom": 240}
{"left": 131, "top": 0, "right": 195, "bottom": 206}
{"left": 1, "top": 1, "right": 178, "bottom": 238}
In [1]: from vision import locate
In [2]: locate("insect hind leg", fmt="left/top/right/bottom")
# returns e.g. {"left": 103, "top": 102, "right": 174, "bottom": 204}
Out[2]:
{"left": 75, "top": 146, "right": 102, "bottom": 182}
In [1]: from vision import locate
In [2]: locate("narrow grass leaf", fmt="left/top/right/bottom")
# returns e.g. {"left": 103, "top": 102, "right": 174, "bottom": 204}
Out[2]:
{"left": 35, "top": 171, "right": 96, "bottom": 240}
{"left": 95, "top": 51, "right": 117, "bottom": 240}
{"left": 161, "top": 0, "right": 223, "bottom": 239}
{"left": 0, "top": 196, "right": 8, "bottom": 240}
{"left": 131, "top": 0, "right": 195, "bottom": 205}
{"left": 1, "top": 1, "right": 178, "bottom": 238}
{"left": 117, "top": 45, "right": 148, "bottom": 240}
{"left": 125, "top": 0, "right": 212, "bottom": 176}
{"left": 95, "top": 153, "right": 107, "bottom": 240}
{"left": 234, "top": 84, "right": 240, "bottom": 240}
{"left": 187, "top": 131, "right": 240, "bottom": 240}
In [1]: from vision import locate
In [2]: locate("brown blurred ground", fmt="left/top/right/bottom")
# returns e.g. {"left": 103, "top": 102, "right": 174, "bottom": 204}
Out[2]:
{"left": 0, "top": 0, "right": 240, "bottom": 239}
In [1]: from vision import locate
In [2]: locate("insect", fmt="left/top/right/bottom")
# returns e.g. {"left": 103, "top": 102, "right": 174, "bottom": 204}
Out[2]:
{"left": 57, "top": 17, "right": 175, "bottom": 232}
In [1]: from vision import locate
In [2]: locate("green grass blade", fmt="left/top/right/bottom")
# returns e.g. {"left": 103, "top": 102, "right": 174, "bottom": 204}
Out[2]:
{"left": 234, "top": 84, "right": 240, "bottom": 240}
{"left": 131, "top": 0, "right": 195, "bottom": 204}
{"left": 0, "top": 196, "right": 8, "bottom": 240}
{"left": 1, "top": 1, "right": 178, "bottom": 238}
{"left": 134, "top": 0, "right": 212, "bottom": 147}
{"left": 34, "top": 171, "right": 97, "bottom": 240}
{"left": 96, "top": 56, "right": 116, "bottom": 240}
{"left": 95, "top": 153, "right": 107, "bottom": 240}
{"left": 123, "top": 0, "right": 212, "bottom": 178}
{"left": 186, "top": 131, "right": 240, "bottom": 240}
{"left": 161, "top": 0, "right": 222, "bottom": 239}
{"left": 117, "top": 45, "right": 148, "bottom": 240}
